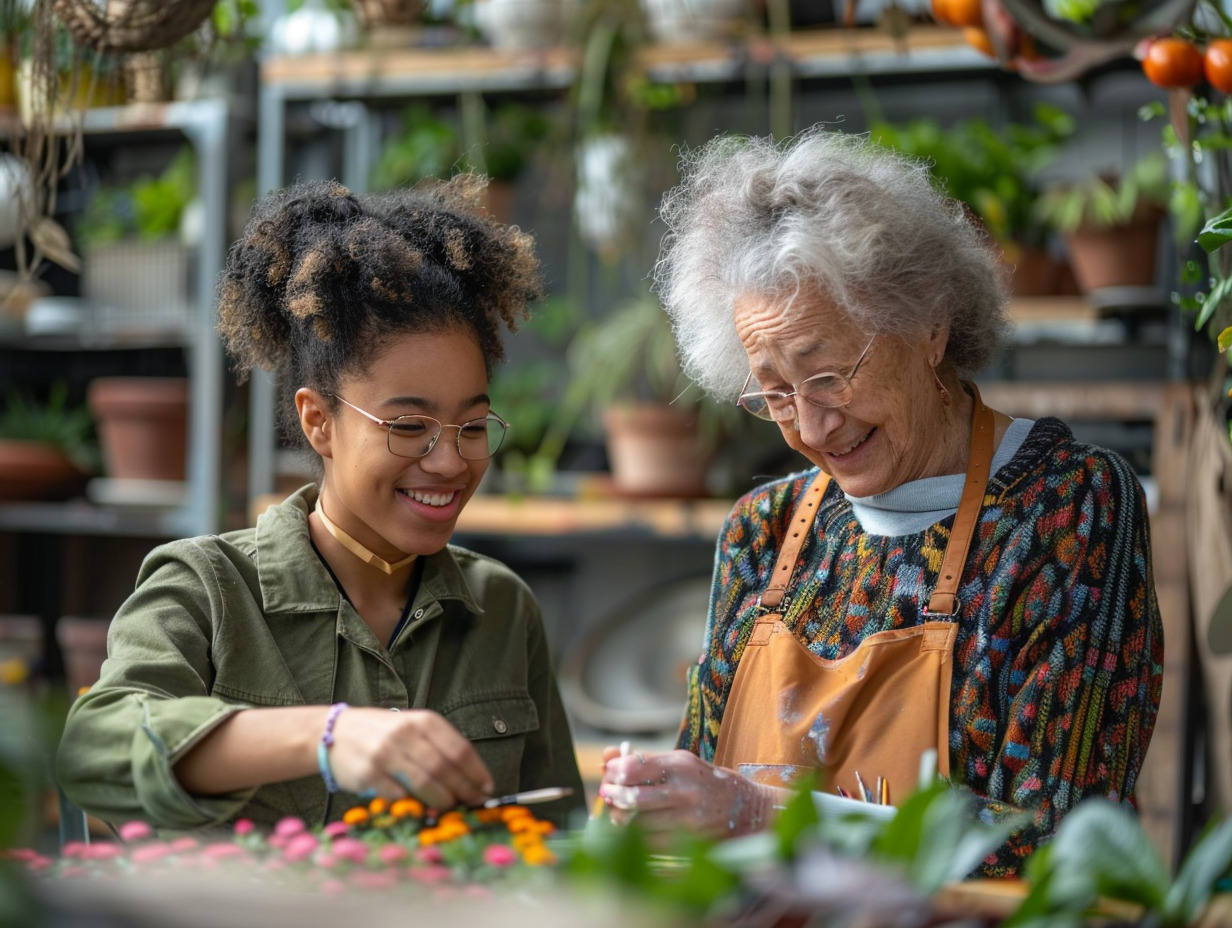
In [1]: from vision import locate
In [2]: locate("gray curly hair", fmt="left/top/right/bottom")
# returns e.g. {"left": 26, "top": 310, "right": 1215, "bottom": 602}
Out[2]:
{"left": 653, "top": 128, "right": 1013, "bottom": 400}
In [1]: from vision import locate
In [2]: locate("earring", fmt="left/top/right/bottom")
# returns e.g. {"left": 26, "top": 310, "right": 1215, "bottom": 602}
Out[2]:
{"left": 933, "top": 368, "right": 951, "bottom": 406}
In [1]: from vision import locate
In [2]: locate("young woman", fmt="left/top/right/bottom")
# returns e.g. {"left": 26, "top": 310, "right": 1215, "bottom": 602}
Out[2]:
{"left": 57, "top": 176, "right": 585, "bottom": 830}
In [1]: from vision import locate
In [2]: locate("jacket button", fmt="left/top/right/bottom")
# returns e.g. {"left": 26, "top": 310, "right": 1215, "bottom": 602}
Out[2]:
{"left": 492, "top": 718, "right": 508, "bottom": 734}
{"left": 413, "top": 609, "right": 424, "bottom": 619}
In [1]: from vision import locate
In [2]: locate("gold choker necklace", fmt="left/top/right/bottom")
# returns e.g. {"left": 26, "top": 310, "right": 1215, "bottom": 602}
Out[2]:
{"left": 315, "top": 504, "right": 416, "bottom": 575}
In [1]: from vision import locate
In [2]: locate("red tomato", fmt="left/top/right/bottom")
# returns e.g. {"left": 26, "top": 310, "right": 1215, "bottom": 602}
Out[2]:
{"left": 1205, "top": 39, "right": 1232, "bottom": 94}
{"left": 1141, "top": 37, "right": 1204, "bottom": 89}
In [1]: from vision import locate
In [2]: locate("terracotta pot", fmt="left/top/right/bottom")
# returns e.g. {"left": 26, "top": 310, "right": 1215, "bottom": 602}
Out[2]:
{"left": 1064, "top": 204, "right": 1163, "bottom": 294}
{"left": 1001, "top": 241, "right": 1067, "bottom": 297}
{"left": 87, "top": 377, "right": 189, "bottom": 482}
{"left": 55, "top": 616, "right": 110, "bottom": 698}
{"left": 601, "top": 403, "right": 712, "bottom": 498}
{"left": 0, "top": 439, "right": 88, "bottom": 501}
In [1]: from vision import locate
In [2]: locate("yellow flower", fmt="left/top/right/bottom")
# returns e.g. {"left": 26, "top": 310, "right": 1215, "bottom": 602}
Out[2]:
{"left": 0, "top": 658, "right": 28, "bottom": 686}
{"left": 512, "top": 832, "right": 542, "bottom": 850}
{"left": 521, "top": 843, "right": 556, "bottom": 866}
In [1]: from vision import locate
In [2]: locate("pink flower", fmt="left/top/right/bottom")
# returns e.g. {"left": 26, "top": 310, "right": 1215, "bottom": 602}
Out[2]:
{"left": 84, "top": 843, "right": 124, "bottom": 860}
{"left": 320, "top": 878, "right": 347, "bottom": 895}
{"left": 3, "top": 848, "right": 38, "bottom": 862}
{"left": 274, "top": 817, "right": 306, "bottom": 837}
{"left": 169, "top": 837, "right": 199, "bottom": 853}
{"left": 330, "top": 837, "right": 370, "bottom": 865}
{"left": 26, "top": 855, "right": 54, "bottom": 871}
{"left": 267, "top": 833, "right": 288, "bottom": 849}
{"left": 282, "top": 833, "right": 319, "bottom": 863}
{"left": 408, "top": 865, "right": 453, "bottom": 884}
{"left": 349, "top": 870, "right": 398, "bottom": 891}
{"left": 322, "top": 821, "right": 350, "bottom": 839}
{"left": 60, "top": 842, "right": 90, "bottom": 858}
{"left": 414, "top": 845, "right": 444, "bottom": 865}
{"left": 378, "top": 844, "right": 409, "bottom": 865}
{"left": 129, "top": 842, "right": 172, "bottom": 864}
{"left": 233, "top": 819, "right": 255, "bottom": 836}
{"left": 118, "top": 821, "right": 153, "bottom": 842}
{"left": 202, "top": 842, "right": 246, "bottom": 861}
{"left": 482, "top": 844, "right": 517, "bottom": 868}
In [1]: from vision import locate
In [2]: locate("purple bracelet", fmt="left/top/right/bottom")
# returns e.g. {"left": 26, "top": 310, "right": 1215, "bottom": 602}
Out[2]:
{"left": 317, "top": 702, "right": 349, "bottom": 794}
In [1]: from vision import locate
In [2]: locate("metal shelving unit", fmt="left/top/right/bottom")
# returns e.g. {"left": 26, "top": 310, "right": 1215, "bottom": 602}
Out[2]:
{"left": 0, "top": 97, "right": 240, "bottom": 539}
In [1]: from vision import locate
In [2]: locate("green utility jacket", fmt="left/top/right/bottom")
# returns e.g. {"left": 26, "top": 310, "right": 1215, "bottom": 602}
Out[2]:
{"left": 56, "top": 485, "right": 585, "bottom": 830}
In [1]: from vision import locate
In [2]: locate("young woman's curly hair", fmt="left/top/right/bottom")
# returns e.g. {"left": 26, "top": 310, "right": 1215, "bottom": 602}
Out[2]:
{"left": 217, "top": 174, "right": 543, "bottom": 445}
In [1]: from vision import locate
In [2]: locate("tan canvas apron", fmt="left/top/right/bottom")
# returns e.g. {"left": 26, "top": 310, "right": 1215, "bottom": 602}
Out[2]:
{"left": 713, "top": 386, "right": 995, "bottom": 803}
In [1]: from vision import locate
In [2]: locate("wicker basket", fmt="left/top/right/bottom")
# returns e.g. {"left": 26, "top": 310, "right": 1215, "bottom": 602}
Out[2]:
{"left": 51, "top": 0, "right": 217, "bottom": 54}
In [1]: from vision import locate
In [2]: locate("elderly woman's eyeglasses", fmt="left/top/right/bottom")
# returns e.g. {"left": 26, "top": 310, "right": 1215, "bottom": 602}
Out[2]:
{"left": 736, "top": 335, "right": 876, "bottom": 422}
{"left": 327, "top": 394, "right": 510, "bottom": 460}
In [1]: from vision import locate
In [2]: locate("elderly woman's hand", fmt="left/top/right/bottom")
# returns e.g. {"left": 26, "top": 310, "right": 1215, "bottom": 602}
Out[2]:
{"left": 597, "top": 747, "right": 781, "bottom": 844}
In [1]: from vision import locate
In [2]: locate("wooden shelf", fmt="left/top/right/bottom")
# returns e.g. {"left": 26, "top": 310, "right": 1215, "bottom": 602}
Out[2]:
{"left": 260, "top": 25, "right": 989, "bottom": 98}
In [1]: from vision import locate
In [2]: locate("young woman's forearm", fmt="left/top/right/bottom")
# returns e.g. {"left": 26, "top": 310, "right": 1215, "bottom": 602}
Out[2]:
{"left": 174, "top": 706, "right": 329, "bottom": 795}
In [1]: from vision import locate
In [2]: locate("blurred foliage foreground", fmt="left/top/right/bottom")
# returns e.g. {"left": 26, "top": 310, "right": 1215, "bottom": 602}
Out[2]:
{"left": 6, "top": 690, "right": 1232, "bottom": 928}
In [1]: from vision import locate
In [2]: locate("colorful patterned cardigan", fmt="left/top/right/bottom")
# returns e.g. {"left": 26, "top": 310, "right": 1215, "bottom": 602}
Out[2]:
{"left": 676, "top": 416, "right": 1164, "bottom": 876}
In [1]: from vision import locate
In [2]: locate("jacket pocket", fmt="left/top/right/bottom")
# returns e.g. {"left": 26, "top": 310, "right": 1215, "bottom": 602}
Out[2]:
{"left": 443, "top": 693, "right": 539, "bottom": 793}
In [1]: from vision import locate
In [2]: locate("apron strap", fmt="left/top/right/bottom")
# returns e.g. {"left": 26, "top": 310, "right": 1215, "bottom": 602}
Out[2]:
{"left": 757, "top": 382, "right": 996, "bottom": 619}
{"left": 760, "top": 474, "right": 830, "bottom": 610}
{"left": 925, "top": 383, "right": 995, "bottom": 617}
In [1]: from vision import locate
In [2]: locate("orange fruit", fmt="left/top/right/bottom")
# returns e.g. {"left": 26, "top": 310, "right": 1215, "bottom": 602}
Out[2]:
{"left": 932, "top": 0, "right": 984, "bottom": 28}
{"left": 1141, "top": 37, "right": 1203, "bottom": 88}
{"left": 1205, "top": 39, "right": 1232, "bottom": 93}
{"left": 963, "top": 26, "right": 997, "bottom": 58}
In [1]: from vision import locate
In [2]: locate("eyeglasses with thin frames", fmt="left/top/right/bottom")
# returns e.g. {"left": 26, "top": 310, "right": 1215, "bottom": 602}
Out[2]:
{"left": 736, "top": 334, "right": 876, "bottom": 422}
{"left": 327, "top": 394, "right": 510, "bottom": 460}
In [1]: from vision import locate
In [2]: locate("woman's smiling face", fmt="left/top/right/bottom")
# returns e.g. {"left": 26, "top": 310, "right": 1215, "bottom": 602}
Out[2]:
{"left": 733, "top": 290, "right": 949, "bottom": 496}
{"left": 313, "top": 327, "right": 493, "bottom": 559}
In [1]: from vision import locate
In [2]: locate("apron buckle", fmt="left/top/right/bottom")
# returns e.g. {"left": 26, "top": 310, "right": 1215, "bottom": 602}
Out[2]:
{"left": 921, "top": 597, "right": 961, "bottom": 620}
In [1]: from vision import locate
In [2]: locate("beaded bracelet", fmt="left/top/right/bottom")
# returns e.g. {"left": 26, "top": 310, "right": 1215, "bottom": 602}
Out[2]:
{"left": 317, "top": 702, "right": 349, "bottom": 794}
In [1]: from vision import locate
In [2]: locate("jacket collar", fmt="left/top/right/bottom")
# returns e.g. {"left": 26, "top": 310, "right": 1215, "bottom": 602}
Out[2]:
{"left": 254, "top": 485, "right": 484, "bottom": 616}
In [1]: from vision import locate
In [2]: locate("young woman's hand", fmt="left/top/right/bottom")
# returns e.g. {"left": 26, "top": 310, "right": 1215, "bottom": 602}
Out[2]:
{"left": 329, "top": 707, "right": 494, "bottom": 810}
{"left": 597, "top": 747, "right": 780, "bottom": 845}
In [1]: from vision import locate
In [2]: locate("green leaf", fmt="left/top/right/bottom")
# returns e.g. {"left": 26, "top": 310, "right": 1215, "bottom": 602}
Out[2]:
{"left": 1198, "top": 208, "right": 1232, "bottom": 253}
{"left": 1030, "top": 800, "right": 1169, "bottom": 915}
{"left": 1219, "top": 327, "right": 1232, "bottom": 354}
{"left": 773, "top": 769, "right": 821, "bottom": 861}
{"left": 1165, "top": 816, "right": 1232, "bottom": 925}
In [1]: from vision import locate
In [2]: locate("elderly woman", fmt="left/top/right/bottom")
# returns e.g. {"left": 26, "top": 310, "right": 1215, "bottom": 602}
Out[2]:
{"left": 597, "top": 129, "right": 1163, "bottom": 875}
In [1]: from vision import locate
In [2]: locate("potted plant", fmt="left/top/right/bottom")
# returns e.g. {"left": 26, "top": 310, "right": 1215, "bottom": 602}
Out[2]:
{"left": 0, "top": 382, "right": 98, "bottom": 502}
{"left": 560, "top": 291, "right": 743, "bottom": 498}
{"left": 1032, "top": 149, "right": 1172, "bottom": 295}
{"left": 870, "top": 103, "right": 1075, "bottom": 296}
{"left": 74, "top": 145, "right": 198, "bottom": 338}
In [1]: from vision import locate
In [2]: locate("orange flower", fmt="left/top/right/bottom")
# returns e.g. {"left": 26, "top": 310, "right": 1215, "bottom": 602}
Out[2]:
{"left": 390, "top": 798, "right": 423, "bottom": 818}
{"left": 474, "top": 808, "right": 504, "bottom": 825}
{"left": 342, "top": 807, "right": 370, "bottom": 826}
{"left": 511, "top": 832, "right": 542, "bottom": 850}
{"left": 520, "top": 843, "right": 556, "bottom": 866}
{"left": 368, "top": 797, "right": 388, "bottom": 815}
{"left": 418, "top": 827, "right": 444, "bottom": 846}
{"left": 500, "top": 805, "right": 529, "bottom": 822}
{"left": 505, "top": 815, "right": 536, "bottom": 833}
